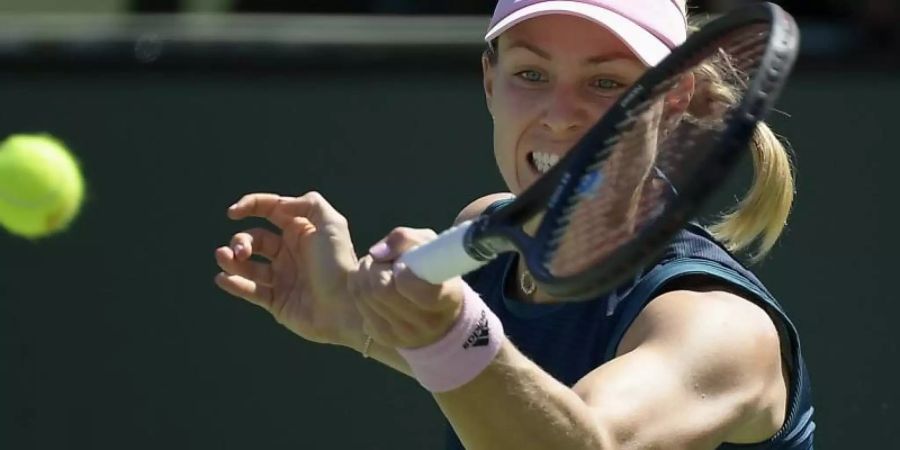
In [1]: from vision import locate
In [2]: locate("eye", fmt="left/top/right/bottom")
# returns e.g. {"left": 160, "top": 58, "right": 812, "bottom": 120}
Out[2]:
{"left": 515, "top": 70, "right": 547, "bottom": 83}
{"left": 591, "top": 78, "right": 625, "bottom": 90}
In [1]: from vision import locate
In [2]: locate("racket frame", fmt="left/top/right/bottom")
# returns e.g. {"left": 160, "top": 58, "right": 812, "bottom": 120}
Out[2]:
{"left": 529, "top": 2, "right": 800, "bottom": 298}
{"left": 401, "top": 3, "right": 799, "bottom": 299}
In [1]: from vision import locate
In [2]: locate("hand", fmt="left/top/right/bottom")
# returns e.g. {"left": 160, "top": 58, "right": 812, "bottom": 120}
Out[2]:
{"left": 348, "top": 227, "right": 466, "bottom": 349}
{"left": 214, "top": 192, "right": 364, "bottom": 350}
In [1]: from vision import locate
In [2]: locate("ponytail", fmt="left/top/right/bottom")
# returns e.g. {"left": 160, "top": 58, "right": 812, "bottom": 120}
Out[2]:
{"left": 686, "top": 20, "right": 796, "bottom": 262}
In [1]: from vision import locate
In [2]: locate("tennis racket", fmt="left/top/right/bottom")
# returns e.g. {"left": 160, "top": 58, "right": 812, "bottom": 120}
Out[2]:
{"left": 399, "top": 2, "right": 799, "bottom": 300}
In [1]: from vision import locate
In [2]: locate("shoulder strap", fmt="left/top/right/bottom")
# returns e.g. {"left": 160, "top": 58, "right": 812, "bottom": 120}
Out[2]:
{"left": 603, "top": 259, "right": 799, "bottom": 361}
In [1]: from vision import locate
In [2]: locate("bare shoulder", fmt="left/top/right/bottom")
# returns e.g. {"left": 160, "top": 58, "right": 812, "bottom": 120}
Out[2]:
{"left": 453, "top": 192, "right": 515, "bottom": 225}
{"left": 569, "top": 286, "right": 788, "bottom": 446}
{"left": 620, "top": 287, "right": 788, "bottom": 439}
{"left": 623, "top": 288, "right": 783, "bottom": 371}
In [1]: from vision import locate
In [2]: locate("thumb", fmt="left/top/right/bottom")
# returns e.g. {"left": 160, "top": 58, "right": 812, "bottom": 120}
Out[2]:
{"left": 367, "top": 239, "right": 394, "bottom": 262}
{"left": 393, "top": 261, "right": 464, "bottom": 311}
{"left": 367, "top": 227, "right": 436, "bottom": 263}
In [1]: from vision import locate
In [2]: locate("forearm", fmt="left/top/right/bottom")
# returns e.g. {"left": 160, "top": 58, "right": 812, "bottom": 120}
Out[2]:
{"left": 433, "top": 340, "right": 611, "bottom": 450}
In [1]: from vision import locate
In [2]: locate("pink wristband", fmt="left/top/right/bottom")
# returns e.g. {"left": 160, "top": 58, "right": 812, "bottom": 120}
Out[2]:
{"left": 397, "top": 284, "right": 505, "bottom": 393}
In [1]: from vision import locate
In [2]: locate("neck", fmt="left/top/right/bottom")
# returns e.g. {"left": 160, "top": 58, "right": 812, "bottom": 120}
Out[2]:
{"left": 510, "top": 256, "right": 557, "bottom": 304}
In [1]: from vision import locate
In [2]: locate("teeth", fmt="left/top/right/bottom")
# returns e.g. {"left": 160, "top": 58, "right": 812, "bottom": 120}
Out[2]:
{"left": 530, "top": 152, "right": 560, "bottom": 174}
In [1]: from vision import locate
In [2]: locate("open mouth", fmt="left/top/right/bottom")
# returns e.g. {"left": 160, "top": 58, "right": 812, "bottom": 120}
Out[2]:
{"left": 529, "top": 151, "right": 561, "bottom": 175}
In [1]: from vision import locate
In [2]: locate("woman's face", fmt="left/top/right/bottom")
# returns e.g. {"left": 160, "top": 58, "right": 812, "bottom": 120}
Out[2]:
{"left": 483, "top": 14, "right": 647, "bottom": 194}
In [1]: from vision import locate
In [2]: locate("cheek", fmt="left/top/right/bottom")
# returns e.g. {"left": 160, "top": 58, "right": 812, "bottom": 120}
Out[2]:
{"left": 491, "top": 81, "right": 540, "bottom": 191}
{"left": 492, "top": 122, "right": 518, "bottom": 192}
{"left": 491, "top": 82, "right": 542, "bottom": 149}
{"left": 495, "top": 81, "right": 541, "bottom": 118}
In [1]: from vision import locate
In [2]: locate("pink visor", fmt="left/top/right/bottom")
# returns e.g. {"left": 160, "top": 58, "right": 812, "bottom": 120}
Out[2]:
{"left": 485, "top": 0, "right": 688, "bottom": 66}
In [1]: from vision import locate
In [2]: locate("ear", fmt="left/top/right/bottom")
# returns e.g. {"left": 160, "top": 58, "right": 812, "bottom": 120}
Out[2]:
{"left": 482, "top": 53, "right": 495, "bottom": 118}
{"left": 667, "top": 72, "right": 695, "bottom": 115}
{"left": 662, "top": 72, "right": 695, "bottom": 129}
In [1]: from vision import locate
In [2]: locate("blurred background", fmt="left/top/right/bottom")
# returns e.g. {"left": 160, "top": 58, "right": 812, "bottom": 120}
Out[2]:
{"left": 0, "top": 1, "right": 896, "bottom": 449}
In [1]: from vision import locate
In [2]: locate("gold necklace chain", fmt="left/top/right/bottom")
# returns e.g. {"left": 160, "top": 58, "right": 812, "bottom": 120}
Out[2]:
{"left": 519, "top": 269, "right": 537, "bottom": 296}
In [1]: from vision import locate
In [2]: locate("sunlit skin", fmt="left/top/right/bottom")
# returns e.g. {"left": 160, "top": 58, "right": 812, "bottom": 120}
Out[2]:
{"left": 483, "top": 14, "right": 648, "bottom": 195}
{"left": 214, "top": 13, "right": 789, "bottom": 450}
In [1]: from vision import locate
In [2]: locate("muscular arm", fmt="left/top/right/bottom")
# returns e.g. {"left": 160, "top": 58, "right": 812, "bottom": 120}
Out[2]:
{"left": 433, "top": 289, "right": 788, "bottom": 450}
{"left": 367, "top": 193, "right": 785, "bottom": 448}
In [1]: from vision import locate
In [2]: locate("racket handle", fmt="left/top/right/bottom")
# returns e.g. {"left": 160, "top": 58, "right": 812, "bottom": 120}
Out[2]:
{"left": 399, "top": 220, "right": 488, "bottom": 284}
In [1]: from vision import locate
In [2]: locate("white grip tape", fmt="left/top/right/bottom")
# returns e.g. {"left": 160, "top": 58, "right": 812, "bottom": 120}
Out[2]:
{"left": 399, "top": 220, "right": 488, "bottom": 284}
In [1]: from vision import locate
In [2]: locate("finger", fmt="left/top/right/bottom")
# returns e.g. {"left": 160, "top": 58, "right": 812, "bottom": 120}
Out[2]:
{"left": 352, "top": 258, "right": 408, "bottom": 332}
{"left": 282, "top": 216, "right": 316, "bottom": 254}
{"left": 230, "top": 228, "right": 281, "bottom": 261}
{"left": 364, "top": 261, "right": 422, "bottom": 324}
{"left": 215, "top": 246, "right": 275, "bottom": 286}
{"left": 228, "top": 192, "right": 346, "bottom": 230}
{"left": 360, "top": 262, "right": 459, "bottom": 347}
{"left": 227, "top": 193, "right": 284, "bottom": 221}
{"left": 214, "top": 272, "right": 274, "bottom": 310}
{"left": 368, "top": 227, "right": 438, "bottom": 262}
{"left": 363, "top": 260, "right": 442, "bottom": 340}
{"left": 355, "top": 292, "right": 397, "bottom": 345}
{"left": 392, "top": 261, "right": 457, "bottom": 311}
{"left": 368, "top": 290, "right": 439, "bottom": 337}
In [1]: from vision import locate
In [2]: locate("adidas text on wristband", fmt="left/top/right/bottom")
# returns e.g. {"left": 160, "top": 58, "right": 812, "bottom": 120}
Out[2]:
{"left": 397, "top": 284, "right": 504, "bottom": 393}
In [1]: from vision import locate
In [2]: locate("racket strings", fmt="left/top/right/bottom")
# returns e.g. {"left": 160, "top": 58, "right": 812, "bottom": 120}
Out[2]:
{"left": 589, "top": 33, "right": 768, "bottom": 168}
{"left": 682, "top": 33, "right": 770, "bottom": 127}
{"left": 545, "top": 24, "right": 774, "bottom": 279}
{"left": 655, "top": 27, "right": 772, "bottom": 180}
{"left": 550, "top": 106, "right": 668, "bottom": 274}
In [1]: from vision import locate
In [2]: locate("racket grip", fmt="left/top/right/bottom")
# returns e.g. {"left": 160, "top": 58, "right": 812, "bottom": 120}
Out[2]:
{"left": 399, "top": 220, "right": 488, "bottom": 284}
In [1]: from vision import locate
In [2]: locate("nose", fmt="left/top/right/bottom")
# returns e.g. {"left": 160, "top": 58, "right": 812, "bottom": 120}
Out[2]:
{"left": 540, "top": 85, "right": 590, "bottom": 136}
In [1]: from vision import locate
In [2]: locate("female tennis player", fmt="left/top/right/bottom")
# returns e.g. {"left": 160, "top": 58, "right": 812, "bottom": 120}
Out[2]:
{"left": 214, "top": 1, "right": 815, "bottom": 448}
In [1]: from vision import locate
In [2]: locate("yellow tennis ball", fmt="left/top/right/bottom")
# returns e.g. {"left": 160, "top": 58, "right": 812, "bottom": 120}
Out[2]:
{"left": 0, "top": 134, "right": 85, "bottom": 239}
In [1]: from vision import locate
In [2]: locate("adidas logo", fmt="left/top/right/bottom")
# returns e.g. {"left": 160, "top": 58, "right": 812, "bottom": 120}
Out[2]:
{"left": 463, "top": 310, "right": 490, "bottom": 349}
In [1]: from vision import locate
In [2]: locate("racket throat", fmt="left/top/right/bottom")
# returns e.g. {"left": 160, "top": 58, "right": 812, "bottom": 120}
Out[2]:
{"left": 460, "top": 229, "right": 506, "bottom": 259}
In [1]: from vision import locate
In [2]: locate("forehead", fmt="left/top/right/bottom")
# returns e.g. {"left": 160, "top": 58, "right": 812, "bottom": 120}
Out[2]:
{"left": 498, "top": 14, "right": 637, "bottom": 61}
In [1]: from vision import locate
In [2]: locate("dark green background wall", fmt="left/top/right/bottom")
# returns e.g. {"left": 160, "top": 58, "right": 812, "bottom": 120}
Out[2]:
{"left": 1, "top": 66, "right": 897, "bottom": 449}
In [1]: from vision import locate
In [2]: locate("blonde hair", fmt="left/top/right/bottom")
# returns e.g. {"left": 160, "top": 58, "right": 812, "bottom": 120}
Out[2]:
{"left": 686, "top": 18, "right": 795, "bottom": 262}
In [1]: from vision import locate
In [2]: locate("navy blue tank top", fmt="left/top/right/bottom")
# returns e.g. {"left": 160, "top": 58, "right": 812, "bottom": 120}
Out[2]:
{"left": 445, "top": 202, "right": 815, "bottom": 449}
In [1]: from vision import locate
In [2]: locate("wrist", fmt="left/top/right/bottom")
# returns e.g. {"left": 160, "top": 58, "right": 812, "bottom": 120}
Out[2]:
{"left": 334, "top": 309, "right": 367, "bottom": 352}
{"left": 397, "top": 284, "right": 505, "bottom": 393}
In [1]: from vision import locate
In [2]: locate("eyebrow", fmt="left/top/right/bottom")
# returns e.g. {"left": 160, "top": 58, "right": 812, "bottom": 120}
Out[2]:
{"left": 504, "top": 40, "right": 638, "bottom": 65}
